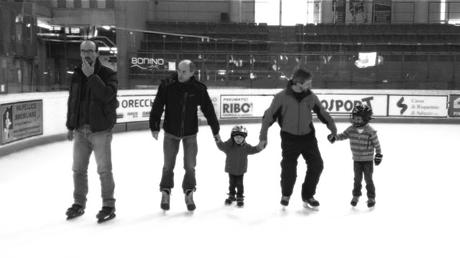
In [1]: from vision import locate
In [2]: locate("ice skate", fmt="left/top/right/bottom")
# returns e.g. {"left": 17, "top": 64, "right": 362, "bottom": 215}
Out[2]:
{"left": 350, "top": 196, "right": 359, "bottom": 207}
{"left": 161, "top": 189, "right": 171, "bottom": 211}
{"left": 185, "top": 190, "right": 196, "bottom": 211}
{"left": 96, "top": 207, "right": 116, "bottom": 223}
{"left": 280, "top": 196, "right": 290, "bottom": 206}
{"left": 367, "top": 198, "right": 376, "bottom": 208}
{"left": 225, "top": 194, "right": 236, "bottom": 205}
{"left": 66, "top": 204, "right": 85, "bottom": 220}
{"left": 236, "top": 196, "right": 244, "bottom": 207}
{"left": 304, "top": 197, "right": 320, "bottom": 208}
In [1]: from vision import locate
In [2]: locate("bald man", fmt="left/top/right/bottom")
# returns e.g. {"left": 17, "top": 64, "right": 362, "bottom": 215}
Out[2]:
{"left": 149, "top": 59, "right": 221, "bottom": 212}
{"left": 65, "top": 40, "right": 119, "bottom": 223}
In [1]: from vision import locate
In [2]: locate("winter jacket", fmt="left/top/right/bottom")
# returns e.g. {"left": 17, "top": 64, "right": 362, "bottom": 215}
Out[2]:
{"left": 216, "top": 139, "right": 260, "bottom": 175}
{"left": 336, "top": 124, "right": 382, "bottom": 161}
{"left": 149, "top": 74, "right": 220, "bottom": 137}
{"left": 66, "top": 58, "right": 118, "bottom": 132}
{"left": 259, "top": 81, "right": 337, "bottom": 141}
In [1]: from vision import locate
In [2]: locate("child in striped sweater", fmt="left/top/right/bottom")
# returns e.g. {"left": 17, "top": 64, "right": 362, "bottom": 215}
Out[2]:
{"left": 328, "top": 104, "right": 382, "bottom": 208}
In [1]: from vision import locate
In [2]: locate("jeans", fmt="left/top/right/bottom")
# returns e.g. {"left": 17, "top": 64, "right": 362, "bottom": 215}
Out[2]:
{"left": 228, "top": 174, "right": 244, "bottom": 198}
{"left": 159, "top": 133, "right": 198, "bottom": 193}
{"left": 352, "top": 161, "right": 375, "bottom": 199}
{"left": 280, "top": 131, "right": 324, "bottom": 201}
{"left": 72, "top": 125, "right": 115, "bottom": 208}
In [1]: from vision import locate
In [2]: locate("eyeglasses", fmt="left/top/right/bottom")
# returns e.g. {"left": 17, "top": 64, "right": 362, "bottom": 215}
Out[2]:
{"left": 292, "top": 79, "right": 311, "bottom": 85}
{"left": 80, "top": 49, "right": 96, "bottom": 54}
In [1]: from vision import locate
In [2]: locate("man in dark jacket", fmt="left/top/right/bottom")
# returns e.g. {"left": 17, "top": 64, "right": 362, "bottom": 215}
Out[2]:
{"left": 65, "top": 40, "right": 118, "bottom": 223}
{"left": 149, "top": 59, "right": 221, "bottom": 212}
{"left": 259, "top": 68, "right": 337, "bottom": 208}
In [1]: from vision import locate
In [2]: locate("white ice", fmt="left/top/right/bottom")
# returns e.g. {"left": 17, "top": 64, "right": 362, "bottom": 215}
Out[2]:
{"left": 0, "top": 123, "right": 459, "bottom": 258}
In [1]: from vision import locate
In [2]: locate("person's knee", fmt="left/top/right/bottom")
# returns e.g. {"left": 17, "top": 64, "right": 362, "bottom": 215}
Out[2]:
{"left": 309, "top": 159, "right": 323, "bottom": 173}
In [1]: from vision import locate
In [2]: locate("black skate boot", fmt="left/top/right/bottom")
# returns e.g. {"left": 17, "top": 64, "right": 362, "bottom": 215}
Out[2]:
{"left": 66, "top": 204, "right": 85, "bottom": 220}
{"left": 236, "top": 196, "right": 244, "bottom": 208}
{"left": 304, "top": 197, "right": 320, "bottom": 208}
{"left": 280, "top": 196, "right": 290, "bottom": 206}
{"left": 350, "top": 196, "right": 359, "bottom": 207}
{"left": 161, "top": 189, "right": 171, "bottom": 211}
{"left": 96, "top": 206, "right": 116, "bottom": 223}
{"left": 185, "top": 190, "right": 196, "bottom": 211}
{"left": 367, "top": 198, "right": 376, "bottom": 208}
{"left": 225, "top": 194, "right": 236, "bottom": 205}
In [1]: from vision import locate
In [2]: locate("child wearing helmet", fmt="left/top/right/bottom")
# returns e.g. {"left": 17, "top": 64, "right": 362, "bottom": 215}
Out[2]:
{"left": 328, "top": 103, "right": 382, "bottom": 208}
{"left": 215, "top": 125, "right": 263, "bottom": 207}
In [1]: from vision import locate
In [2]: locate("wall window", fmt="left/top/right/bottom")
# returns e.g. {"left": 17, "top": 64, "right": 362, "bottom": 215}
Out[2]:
{"left": 74, "top": 0, "right": 82, "bottom": 8}
{"left": 57, "top": 0, "right": 66, "bottom": 8}
{"left": 89, "top": 0, "right": 97, "bottom": 8}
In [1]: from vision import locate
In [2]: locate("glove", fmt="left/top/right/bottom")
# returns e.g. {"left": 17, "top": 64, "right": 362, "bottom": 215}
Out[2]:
{"left": 327, "top": 134, "right": 336, "bottom": 144}
{"left": 374, "top": 153, "right": 383, "bottom": 166}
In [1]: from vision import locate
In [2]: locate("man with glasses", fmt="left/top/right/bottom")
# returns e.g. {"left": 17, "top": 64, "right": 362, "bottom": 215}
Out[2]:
{"left": 149, "top": 59, "right": 221, "bottom": 212}
{"left": 258, "top": 68, "right": 337, "bottom": 208}
{"left": 65, "top": 40, "right": 119, "bottom": 223}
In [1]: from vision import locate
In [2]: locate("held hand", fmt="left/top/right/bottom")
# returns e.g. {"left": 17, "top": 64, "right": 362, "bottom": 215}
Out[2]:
{"left": 214, "top": 133, "right": 222, "bottom": 143}
{"left": 151, "top": 131, "right": 159, "bottom": 140}
{"left": 81, "top": 59, "right": 94, "bottom": 77}
{"left": 258, "top": 140, "right": 267, "bottom": 150}
{"left": 66, "top": 130, "right": 74, "bottom": 141}
{"left": 374, "top": 153, "right": 383, "bottom": 166}
{"left": 327, "top": 133, "right": 336, "bottom": 144}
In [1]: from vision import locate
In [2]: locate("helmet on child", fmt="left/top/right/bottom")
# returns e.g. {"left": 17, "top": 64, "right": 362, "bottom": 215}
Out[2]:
{"left": 350, "top": 103, "right": 373, "bottom": 127}
{"left": 231, "top": 125, "right": 248, "bottom": 138}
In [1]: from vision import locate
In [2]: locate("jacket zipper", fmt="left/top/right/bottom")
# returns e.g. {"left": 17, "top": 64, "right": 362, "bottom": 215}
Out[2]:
{"left": 297, "top": 99, "right": 301, "bottom": 134}
{"left": 180, "top": 92, "right": 188, "bottom": 137}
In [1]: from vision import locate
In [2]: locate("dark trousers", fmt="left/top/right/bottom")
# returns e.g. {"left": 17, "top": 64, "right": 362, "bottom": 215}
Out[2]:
{"left": 160, "top": 133, "right": 198, "bottom": 193}
{"left": 280, "top": 131, "right": 324, "bottom": 201}
{"left": 228, "top": 174, "right": 244, "bottom": 198}
{"left": 352, "top": 161, "right": 375, "bottom": 199}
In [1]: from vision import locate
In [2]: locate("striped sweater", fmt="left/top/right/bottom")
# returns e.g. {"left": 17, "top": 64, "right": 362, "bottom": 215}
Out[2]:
{"left": 336, "top": 124, "right": 381, "bottom": 161}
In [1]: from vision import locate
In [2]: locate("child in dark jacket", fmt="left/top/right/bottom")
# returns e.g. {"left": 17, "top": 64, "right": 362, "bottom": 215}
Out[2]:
{"left": 328, "top": 103, "right": 382, "bottom": 208}
{"left": 216, "top": 125, "right": 263, "bottom": 207}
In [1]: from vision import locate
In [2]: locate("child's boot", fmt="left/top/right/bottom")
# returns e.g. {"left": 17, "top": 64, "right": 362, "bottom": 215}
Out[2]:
{"left": 350, "top": 196, "right": 359, "bottom": 207}
{"left": 236, "top": 196, "right": 244, "bottom": 207}
{"left": 225, "top": 194, "right": 236, "bottom": 205}
{"left": 367, "top": 198, "right": 376, "bottom": 208}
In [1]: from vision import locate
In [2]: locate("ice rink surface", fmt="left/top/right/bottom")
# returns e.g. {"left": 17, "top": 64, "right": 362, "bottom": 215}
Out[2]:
{"left": 1, "top": 123, "right": 459, "bottom": 258}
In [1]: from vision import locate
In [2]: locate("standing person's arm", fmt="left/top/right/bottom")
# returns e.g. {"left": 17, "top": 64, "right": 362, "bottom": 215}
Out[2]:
{"left": 216, "top": 140, "right": 230, "bottom": 153}
{"left": 312, "top": 94, "right": 337, "bottom": 135}
{"left": 372, "top": 131, "right": 383, "bottom": 165}
{"left": 245, "top": 143, "right": 262, "bottom": 154}
{"left": 66, "top": 71, "right": 79, "bottom": 141}
{"left": 149, "top": 81, "right": 167, "bottom": 139}
{"left": 259, "top": 95, "right": 282, "bottom": 146}
{"left": 335, "top": 127, "right": 352, "bottom": 141}
{"left": 200, "top": 87, "right": 220, "bottom": 137}
{"left": 88, "top": 69, "right": 117, "bottom": 102}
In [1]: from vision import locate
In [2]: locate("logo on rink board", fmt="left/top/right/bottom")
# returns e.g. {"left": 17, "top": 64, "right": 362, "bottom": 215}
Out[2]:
{"left": 317, "top": 94, "right": 388, "bottom": 116}
{"left": 448, "top": 94, "right": 460, "bottom": 117}
{"left": 221, "top": 96, "right": 254, "bottom": 118}
{"left": 388, "top": 95, "right": 448, "bottom": 117}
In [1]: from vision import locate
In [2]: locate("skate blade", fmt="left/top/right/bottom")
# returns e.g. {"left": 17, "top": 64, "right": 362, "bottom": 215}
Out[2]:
{"left": 97, "top": 214, "right": 116, "bottom": 224}
{"left": 66, "top": 212, "right": 84, "bottom": 220}
{"left": 303, "top": 203, "right": 319, "bottom": 210}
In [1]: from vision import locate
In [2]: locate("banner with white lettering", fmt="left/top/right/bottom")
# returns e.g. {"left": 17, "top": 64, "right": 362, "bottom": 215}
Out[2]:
{"left": 117, "top": 95, "right": 156, "bottom": 123}
{"left": 0, "top": 100, "right": 43, "bottom": 145}
{"left": 388, "top": 95, "right": 448, "bottom": 117}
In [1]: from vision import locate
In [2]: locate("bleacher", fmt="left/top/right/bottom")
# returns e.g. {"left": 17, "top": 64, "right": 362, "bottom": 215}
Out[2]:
{"left": 130, "top": 22, "right": 460, "bottom": 89}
